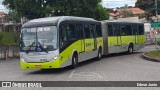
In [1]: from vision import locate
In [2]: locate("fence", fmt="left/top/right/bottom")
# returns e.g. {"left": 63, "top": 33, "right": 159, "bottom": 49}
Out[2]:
{"left": 0, "top": 46, "right": 19, "bottom": 60}
{"left": 145, "top": 34, "right": 160, "bottom": 47}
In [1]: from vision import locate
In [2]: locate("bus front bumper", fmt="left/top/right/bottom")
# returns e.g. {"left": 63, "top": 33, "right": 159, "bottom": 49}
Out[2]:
{"left": 20, "top": 58, "right": 60, "bottom": 70}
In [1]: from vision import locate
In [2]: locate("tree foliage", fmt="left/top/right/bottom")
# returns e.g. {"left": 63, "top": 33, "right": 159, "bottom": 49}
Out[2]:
{"left": 135, "top": 0, "right": 160, "bottom": 16}
{"left": 5, "top": 10, "right": 20, "bottom": 23}
{"left": 3, "top": 0, "right": 109, "bottom": 20}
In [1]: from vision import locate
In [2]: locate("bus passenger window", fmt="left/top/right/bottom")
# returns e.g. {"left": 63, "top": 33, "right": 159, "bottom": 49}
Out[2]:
{"left": 60, "top": 25, "right": 68, "bottom": 47}
{"left": 76, "top": 24, "right": 83, "bottom": 39}
{"left": 132, "top": 25, "right": 138, "bottom": 35}
{"left": 121, "top": 25, "right": 127, "bottom": 36}
{"left": 96, "top": 25, "right": 102, "bottom": 37}
{"left": 67, "top": 24, "right": 76, "bottom": 41}
{"left": 84, "top": 25, "right": 91, "bottom": 38}
{"left": 108, "top": 25, "right": 114, "bottom": 36}
{"left": 126, "top": 25, "right": 132, "bottom": 35}
{"left": 138, "top": 25, "right": 144, "bottom": 35}
{"left": 113, "top": 24, "right": 120, "bottom": 36}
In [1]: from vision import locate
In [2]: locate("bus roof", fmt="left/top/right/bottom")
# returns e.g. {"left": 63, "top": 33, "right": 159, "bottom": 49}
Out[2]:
{"left": 22, "top": 16, "right": 96, "bottom": 28}
{"left": 102, "top": 20, "right": 144, "bottom": 24}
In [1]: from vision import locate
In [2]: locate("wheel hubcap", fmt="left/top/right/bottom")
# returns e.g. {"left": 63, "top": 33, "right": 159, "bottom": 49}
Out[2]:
{"left": 129, "top": 47, "right": 132, "bottom": 53}
{"left": 99, "top": 51, "right": 101, "bottom": 58}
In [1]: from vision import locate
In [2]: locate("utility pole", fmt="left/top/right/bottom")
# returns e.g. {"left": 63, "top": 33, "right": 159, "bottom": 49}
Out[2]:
{"left": 155, "top": 0, "right": 158, "bottom": 22}
{"left": 155, "top": 0, "right": 158, "bottom": 48}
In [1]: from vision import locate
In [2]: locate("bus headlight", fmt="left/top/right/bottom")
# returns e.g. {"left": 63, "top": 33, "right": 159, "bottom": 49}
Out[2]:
{"left": 50, "top": 56, "right": 58, "bottom": 62}
{"left": 21, "top": 58, "right": 27, "bottom": 63}
{"left": 54, "top": 56, "right": 58, "bottom": 60}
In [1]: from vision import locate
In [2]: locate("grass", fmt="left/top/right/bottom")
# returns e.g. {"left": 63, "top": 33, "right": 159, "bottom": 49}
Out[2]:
{"left": 0, "top": 32, "right": 19, "bottom": 46}
{"left": 145, "top": 50, "right": 160, "bottom": 58}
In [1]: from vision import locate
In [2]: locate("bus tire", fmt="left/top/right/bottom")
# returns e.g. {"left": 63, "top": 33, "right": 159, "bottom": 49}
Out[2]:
{"left": 128, "top": 44, "right": 133, "bottom": 54}
{"left": 71, "top": 53, "right": 78, "bottom": 69}
{"left": 97, "top": 47, "right": 102, "bottom": 60}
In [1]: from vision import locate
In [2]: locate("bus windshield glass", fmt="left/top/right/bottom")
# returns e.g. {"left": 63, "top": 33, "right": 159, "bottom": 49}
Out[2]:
{"left": 20, "top": 26, "right": 58, "bottom": 52}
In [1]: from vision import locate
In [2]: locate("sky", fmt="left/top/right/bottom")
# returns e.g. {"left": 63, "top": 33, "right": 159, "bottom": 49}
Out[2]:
{"left": 0, "top": 0, "right": 8, "bottom": 12}
{"left": 102, "top": 0, "right": 137, "bottom": 8}
{"left": 0, "top": 0, "right": 138, "bottom": 13}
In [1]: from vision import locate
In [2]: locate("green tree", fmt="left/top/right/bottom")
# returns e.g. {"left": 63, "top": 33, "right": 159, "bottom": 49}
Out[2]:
{"left": 3, "top": 0, "right": 55, "bottom": 19}
{"left": 3, "top": 0, "right": 108, "bottom": 20}
{"left": 135, "top": 0, "right": 160, "bottom": 16}
{"left": 5, "top": 10, "right": 20, "bottom": 23}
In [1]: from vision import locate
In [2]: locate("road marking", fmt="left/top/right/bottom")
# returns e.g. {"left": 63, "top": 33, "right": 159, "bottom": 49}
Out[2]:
{"left": 69, "top": 70, "right": 103, "bottom": 79}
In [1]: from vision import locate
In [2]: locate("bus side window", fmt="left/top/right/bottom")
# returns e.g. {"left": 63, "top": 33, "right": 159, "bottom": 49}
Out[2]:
{"left": 132, "top": 24, "right": 138, "bottom": 35}
{"left": 113, "top": 24, "right": 120, "bottom": 36}
{"left": 76, "top": 24, "right": 83, "bottom": 39}
{"left": 67, "top": 24, "right": 76, "bottom": 41}
{"left": 84, "top": 25, "right": 91, "bottom": 38}
{"left": 96, "top": 25, "right": 102, "bottom": 37}
{"left": 121, "top": 25, "right": 127, "bottom": 36}
{"left": 138, "top": 25, "right": 144, "bottom": 35}
{"left": 108, "top": 24, "right": 114, "bottom": 36}
{"left": 126, "top": 25, "right": 132, "bottom": 35}
{"left": 60, "top": 24, "right": 68, "bottom": 47}
{"left": 90, "top": 24, "right": 94, "bottom": 38}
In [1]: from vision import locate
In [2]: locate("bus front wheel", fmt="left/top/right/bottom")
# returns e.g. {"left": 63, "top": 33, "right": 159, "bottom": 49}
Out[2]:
{"left": 71, "top": 54, "right": 78, "bottom": 69}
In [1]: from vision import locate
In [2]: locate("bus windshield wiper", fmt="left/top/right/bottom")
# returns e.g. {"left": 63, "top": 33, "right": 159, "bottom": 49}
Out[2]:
{"left": 37, "top": 42, "right": 48, "bottom": 53}
{"left": 26, "top": 42, "right": 36, "bottom": 54}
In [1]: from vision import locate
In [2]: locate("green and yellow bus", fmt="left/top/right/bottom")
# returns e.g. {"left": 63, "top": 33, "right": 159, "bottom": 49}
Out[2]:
{"left": 20, "top": 16, "right": 103, "bottom": 69}
{"left": 20, "top": 16, "right": 145, "bottom": 70}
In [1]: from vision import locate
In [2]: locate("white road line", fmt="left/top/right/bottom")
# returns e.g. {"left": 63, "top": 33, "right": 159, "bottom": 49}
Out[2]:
{"left": 69, "top": 70, "right": 103, "bottom": 79}
{"left": 69, "top": 70, "right": 75, "bottom": 78}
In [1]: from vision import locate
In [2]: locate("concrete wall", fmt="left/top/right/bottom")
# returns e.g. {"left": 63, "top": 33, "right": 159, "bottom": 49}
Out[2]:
{"left": 0, "top": 46, "right": 19, "bottom": 60}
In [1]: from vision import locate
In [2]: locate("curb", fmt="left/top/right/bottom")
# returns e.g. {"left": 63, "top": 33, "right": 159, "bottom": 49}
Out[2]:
{"left": 142, "top": 53, "right": 160, "bottom": 62}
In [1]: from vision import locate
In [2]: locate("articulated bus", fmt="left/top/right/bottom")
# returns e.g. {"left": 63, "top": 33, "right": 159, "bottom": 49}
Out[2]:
{"left": 20, "top": 16, "right": 145, "bottom": 70}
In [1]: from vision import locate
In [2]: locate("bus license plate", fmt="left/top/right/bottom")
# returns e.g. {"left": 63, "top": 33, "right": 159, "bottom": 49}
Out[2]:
{"left": 35, "top": 65, "right": 42, "bottom": 68}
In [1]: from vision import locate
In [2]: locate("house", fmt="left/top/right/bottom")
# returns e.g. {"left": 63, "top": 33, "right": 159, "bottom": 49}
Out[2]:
{"left": 0, "top": 12, "right": 6, "bottom": 23}
{"left": 109, "top": 8, "right": 145, "bottom": 20}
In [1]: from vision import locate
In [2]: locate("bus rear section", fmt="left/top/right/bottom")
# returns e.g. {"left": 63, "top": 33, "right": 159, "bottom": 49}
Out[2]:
{"left": 102, "top": 21, "right": 145, "bottom": 55}
{"left": 20, "top": 16, "right": 103, "bottom": 70}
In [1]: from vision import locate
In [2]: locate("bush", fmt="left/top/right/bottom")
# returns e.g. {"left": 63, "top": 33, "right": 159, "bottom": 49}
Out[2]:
{"left": 0, "top": 32, "right": 19, "bottom": 46}
{"left": 158, "top": 39, "right": 160, "bottom": 46}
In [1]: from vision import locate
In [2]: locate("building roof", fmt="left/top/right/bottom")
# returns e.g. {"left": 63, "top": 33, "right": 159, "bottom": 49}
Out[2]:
{"left": 116, "top": 8, "right": 145, "bottom": 15}
{"left": 109, "top": 13, "right": 117, "bottom": 17}
{"left": 129, "top": 8, "right": 145, "bottom": 14}
{"left": 0, "top": 12, "right": 6, "bottom": 18}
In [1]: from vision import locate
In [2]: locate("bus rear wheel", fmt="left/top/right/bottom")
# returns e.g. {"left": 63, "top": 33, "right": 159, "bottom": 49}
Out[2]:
{"left": 71, "top": 54, "right": 78, "bottom": 69}
{"left": 128, "top": 44, "right": 133, "bottom": 54}
{"left": 97, "top": 48, "right": 102, "bottom": 60}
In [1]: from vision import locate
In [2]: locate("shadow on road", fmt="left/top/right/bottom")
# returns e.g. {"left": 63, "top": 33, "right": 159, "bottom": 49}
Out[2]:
{"left": 27, "top": 52, "right": 142, "bottom": 75}
{"left": 77, "top": 52, "right": 142, "bottom": 68}
{"left": 26, "top": 67, "right": 72, "bottom": 75}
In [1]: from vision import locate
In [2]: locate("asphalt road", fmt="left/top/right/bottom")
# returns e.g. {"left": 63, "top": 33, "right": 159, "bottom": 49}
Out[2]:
{"left": 0, "top": 45, "right": 160, "bottom": 90}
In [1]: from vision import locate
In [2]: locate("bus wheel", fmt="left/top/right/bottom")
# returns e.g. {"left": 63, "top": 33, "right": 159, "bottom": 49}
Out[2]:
{"left": 128, "top": 44, "right": 133, "bottom": 54}
{"left": 97, "top": 48, "right": 102, "bottom": 60}
{"left": 71, "top": 54, "right": 78, "bottom": 69}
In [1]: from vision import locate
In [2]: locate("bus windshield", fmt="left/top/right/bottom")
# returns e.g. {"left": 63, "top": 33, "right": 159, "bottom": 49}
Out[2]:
{"left": 20, "top": 26, "right": 58, "bottom": 52}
